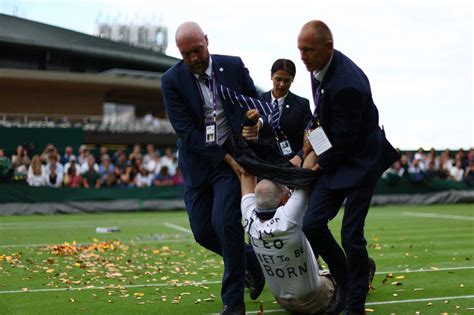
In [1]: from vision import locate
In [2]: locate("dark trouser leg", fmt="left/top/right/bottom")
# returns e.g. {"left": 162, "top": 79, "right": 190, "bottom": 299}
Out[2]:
{"left": 341, "top": 183, "right": 376, "bottom": 313}
{"left": 211, "top": 170, "right": 246, "bottom": 306}
{"left": 184, "top": 184, "right": 222, "bottom": 255}
{"left": 302, "top": 179, "right": 348, "bottom": 286}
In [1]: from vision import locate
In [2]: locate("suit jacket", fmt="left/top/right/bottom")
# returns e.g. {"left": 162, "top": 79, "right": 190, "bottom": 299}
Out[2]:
{"left": 260, "top": 90, "right": 312, "bottom": 155}
{"left": 161, "top": 54, "right": 258, "bottom": 187}
{"left": 314, "top": 50, "right": 399, "bottom": 189}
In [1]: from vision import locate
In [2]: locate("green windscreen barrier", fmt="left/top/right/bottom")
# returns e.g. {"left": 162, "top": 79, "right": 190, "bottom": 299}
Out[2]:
{"left": 0, "top": 128, "right": 84, "bottom": 155}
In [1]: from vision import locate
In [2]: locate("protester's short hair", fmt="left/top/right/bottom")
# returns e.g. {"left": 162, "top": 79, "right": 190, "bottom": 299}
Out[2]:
{"left": 271, "top": 59, "right": 296, "bottom": 77}
{"left": 255, "top": 179, "right": 289, "bottom": 215}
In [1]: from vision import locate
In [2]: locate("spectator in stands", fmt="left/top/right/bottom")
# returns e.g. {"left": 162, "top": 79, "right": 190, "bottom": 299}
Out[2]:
{"left": 63, "top": 161, "right": 81, "bottom": 188}
{"left": 414, "top": 147, "right": 426, "bottom": 168}
{"left": 464, "top": 158, "right": 474, "bottom": 186}
{"left": 80, "top": 152, "right": 99, "bottom": 174}
{"left": 449, "top": 159, "right": 464, "bottom": 182}
{"left": 64, "top": 156, "right": 79, "bottom": 177}
{"left": 441, "top": 149, "right": 454, "bottom": 169}
{"left": 45, "top": 153, "right": 64, "bottom": 181}
{"left": 144, "top": 148, "right": 162, "bottom": 176}
{"left": 135, "top": 166, "right": 154, "bottom": 187}
{"left": 103, "top": 173, "right": 117, "bottom": 187}
{"left": 424, "top": 160, "right": 438, "bottom": 180}
{"left": 78, "top": 145, "right": 89, "bottom": 165}
{"left": 425, "top": 148, "right": 440, "bottom": 170}
{"left": 82, "top": 155, "right": 101, "bottom": 189}
{"left": 98, "top": 146, "right": 109, "bottom": 161}
{"left": 399, "top": 154, "right": 410, "bottom": 175}
{"left": 161, "top": 147, "right": 177, "bottom": 176}
{"left": 0, "top": 149, "right": 13, "bottom": 182}
{"left": 153, "top": 166, "right": 173, "bottom": 186}
{"left": 46, "top": 162, "right": 62, "bottom": 188}
{"left": 11, "top": 145, "right": 30, "bottom": 177}
{"left": 98, "top": 154, "right": 115, "bottom": 183}
{"left": 172, "top": 167, "right": 184, "bottom": 186}
{"left": 382, "top": 160, "right": 404, "bottom": 184}
{"left": 467, "top": 148, "right": 474, "bottom": 165}
{"left": 128, "top": 144, "right": 142, "bottom": 161}
{"left": 41, "top": 144, "right": 57, "bottom": 163}
{"left": 60, "top": 146, "right": 77, "bottom": 165}
{"left": 408, "top": 158, "right": 425, "bottom": 183}
{"left": 120, "top": 155, "right": 142, "bottom": 187}
{"left": 27, "top": 155, "right": 47, "bottom": 187}
{"left": 143, "top": 144, "right": 159, "bottom": 164}
{"left": 455, "top": 148, "right": 468, "bottom": 169}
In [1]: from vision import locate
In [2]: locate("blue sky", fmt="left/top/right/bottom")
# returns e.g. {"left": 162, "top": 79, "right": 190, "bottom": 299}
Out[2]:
{"left": 1, "top": 0, "right": 472, "bottom": 150}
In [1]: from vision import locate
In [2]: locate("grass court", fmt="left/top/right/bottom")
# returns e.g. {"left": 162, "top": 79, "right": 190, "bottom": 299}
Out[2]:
{"left": 0, "top": 204, "right": 473, "bottom": 314}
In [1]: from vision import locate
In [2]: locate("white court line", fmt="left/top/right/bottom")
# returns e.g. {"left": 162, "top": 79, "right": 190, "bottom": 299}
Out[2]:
{"left": 366, "top": 294, "right": 474, "bottom": 305}
{"left": 0, "top": 238, "right": 195, "bottom": 248}
{"left": 374, "top": 265, "right": 474, "bottom": 275}
{"left": 0, "top": 223, "right": 166, "bottom": 230}
{"left": 402, "top": 211, "right": 474, "bottom": 221}
{"left": 0, "top": 280, "right": 221, "bottom": 294}
{"left": 1, "top": 266, "right": 474, "bottom": 295}
{"left": 163, "top": 222, "right": 193, "bottom": 234}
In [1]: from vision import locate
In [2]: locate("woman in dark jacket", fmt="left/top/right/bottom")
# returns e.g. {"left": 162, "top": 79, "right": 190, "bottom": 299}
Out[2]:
{"left": 260, "top": 59, "right": 312, "bottom": 159}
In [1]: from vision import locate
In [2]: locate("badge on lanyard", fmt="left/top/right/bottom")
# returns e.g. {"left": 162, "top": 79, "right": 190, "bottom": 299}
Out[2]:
{"left": 205, "top": 116, "right": 217, "bottom": 146}
{"left": 307, "top": 126, "right": 332, "bottom": 155}
{"left": 278, "top": 139, "right": 293, "bottom": 157}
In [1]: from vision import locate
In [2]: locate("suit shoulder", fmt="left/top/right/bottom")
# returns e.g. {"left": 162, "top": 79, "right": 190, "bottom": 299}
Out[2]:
{"left": 162, "top": 61, "right": 184, "bottom": 81}
{"left": 259, "top": 90, "right": 271, "bottom": 100}
{"left": 289, "top": 92, "right": 310, "bottom": 106}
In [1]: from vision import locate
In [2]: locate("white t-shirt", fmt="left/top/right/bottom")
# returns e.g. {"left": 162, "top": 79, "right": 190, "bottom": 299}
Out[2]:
{"left": 241, "top": 190, "right": 320, "bottom": 299}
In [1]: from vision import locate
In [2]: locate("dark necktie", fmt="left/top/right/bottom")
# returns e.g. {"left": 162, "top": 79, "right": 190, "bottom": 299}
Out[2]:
{"left": 271, "top": 99, "right": 281, "bottom": 129}
{"left": 198, "top": 74, "right": 211, "bottom": 90}
{"left": 307, "top": 76, "right": 321, "bottom": 129}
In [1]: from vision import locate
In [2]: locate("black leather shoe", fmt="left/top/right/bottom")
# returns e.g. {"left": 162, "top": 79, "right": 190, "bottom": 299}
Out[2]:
{"left": 220, "top": 304, "right": 245, "bottom": 315}
{"left": 368, "top": 257, "right": 376, "bottom": 286}
{"left": 326, "top": 284, "right": 347, "bottom": 314}
{"left": 245, "top": 268, "right": 265, "bottom": 300}
{"left": 344, "top": 310, "right": 366, "bottom": 315}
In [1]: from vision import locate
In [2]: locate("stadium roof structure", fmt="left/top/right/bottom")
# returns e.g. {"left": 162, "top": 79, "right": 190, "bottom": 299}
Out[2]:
{"left": 0, "top": 13, "right": 179, "bottom": 72}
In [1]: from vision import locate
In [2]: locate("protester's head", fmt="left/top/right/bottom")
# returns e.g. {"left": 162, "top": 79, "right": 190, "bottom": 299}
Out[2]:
{"left": 175, "top": 22, "right": 210, "bottom": 75}
{"left": 255, "top": 180, "right": 291, "bottom": 220}
{"left": 298, "top": 20, "right": 333, "bottom": 72}
{"left": 270, "top": 59, "right": 296, "bottom": 98}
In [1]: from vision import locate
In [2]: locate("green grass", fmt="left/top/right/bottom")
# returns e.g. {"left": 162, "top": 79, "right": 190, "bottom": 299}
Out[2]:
{"left": 0, "top": 204, "right": 473, "bottom": 314}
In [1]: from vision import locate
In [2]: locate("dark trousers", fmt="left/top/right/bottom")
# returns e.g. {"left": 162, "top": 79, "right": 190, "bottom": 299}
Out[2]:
{"left": 302, "top": 178, "right": 377, "bottom": 313}
{"left": 184, "top": 163, "right": 257, "bottom": 305}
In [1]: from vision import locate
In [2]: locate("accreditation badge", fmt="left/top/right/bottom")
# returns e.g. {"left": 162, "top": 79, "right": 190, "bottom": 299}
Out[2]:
{"left": 205, "top": 122, "right": 217, "bottom": 146}
{"left": 278, "top": 139, "right": 293, "bottom": 157}
{"left": 308, "top": 126, "right": 332, "bottom": 155}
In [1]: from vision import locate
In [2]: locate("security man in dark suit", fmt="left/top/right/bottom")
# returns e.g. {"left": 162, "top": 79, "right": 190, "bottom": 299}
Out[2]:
{"left": 161, "top": 22, "right": 264, "bottom": 315}
{"left": 260, "top": 59, "right": 312, "bottom": 160}
{"left": 296, "top": 20, "right": 400, "bottom": 314}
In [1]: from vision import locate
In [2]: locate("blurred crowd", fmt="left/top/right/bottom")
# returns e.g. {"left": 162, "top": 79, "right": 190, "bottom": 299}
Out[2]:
{"left": 1, "top": 144, "right": 473, "bottom": 188}
{"left": 383, "top": 147, "right": 474, "bottom": 185}
{"left": 0, "top": 143, "right": 183, "bottom": 188}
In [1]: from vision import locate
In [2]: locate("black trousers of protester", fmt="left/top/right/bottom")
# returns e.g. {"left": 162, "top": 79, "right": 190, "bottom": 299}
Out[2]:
{"left": 302, "top": 177, "right": 378, "bottom": 314}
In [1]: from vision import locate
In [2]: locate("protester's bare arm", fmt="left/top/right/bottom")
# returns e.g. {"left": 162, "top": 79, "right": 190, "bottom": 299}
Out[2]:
{"left": 240, "top": 172, "right": 256, "bottom": 195}
{"left": 224, "top": 154, "right": 246, "bottom": 178}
